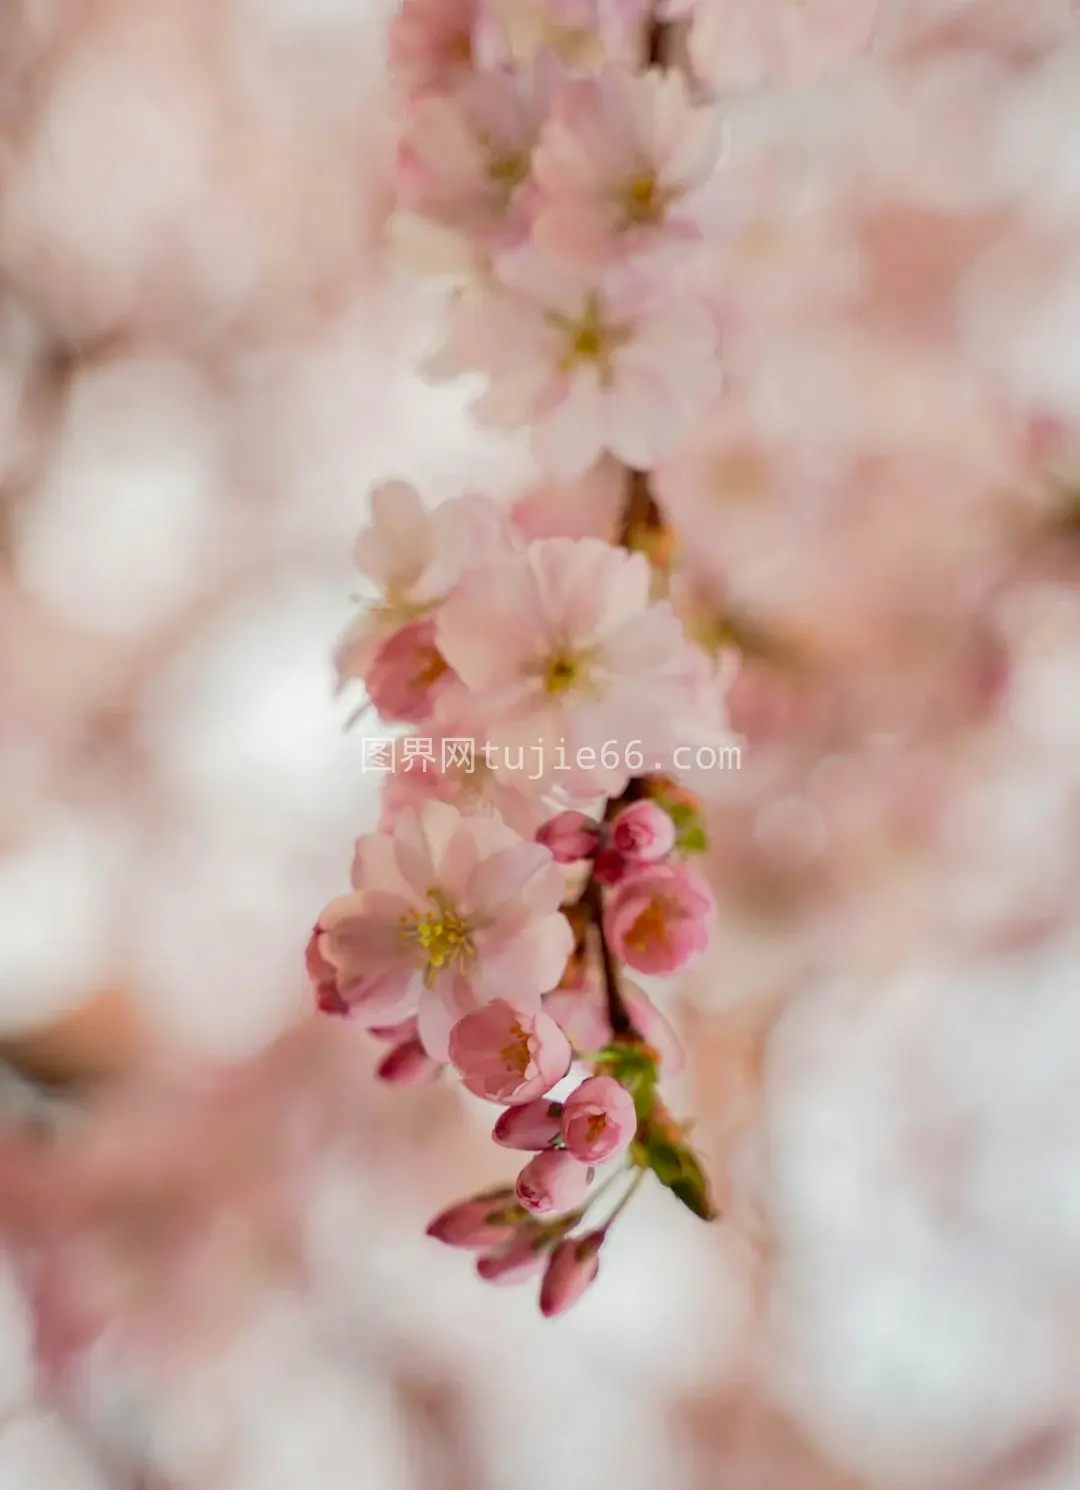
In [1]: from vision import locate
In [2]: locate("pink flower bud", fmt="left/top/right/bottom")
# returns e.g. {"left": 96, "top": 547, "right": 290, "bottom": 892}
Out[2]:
{"left": 604, "top": 863, "right": 714, "bottom": 976}
{"left": 376, "top": 1036, "right": 443, "bottom": 1085}
{"left": 449, "top": 1000, "right": 572, "bottom": 1105}
{"left": 537, "top": 811, "right": 601, "bottom": 864}
{"left": 365, "top": 618, "right": 456, "bottom": 725}
{"left": 610, "top": 800, "right": 676, "bottom": 864}
{"left": 492, "top": 1100, "right": 563, "bottom": 1151}
{"left": 476, "top": 1234, "right": 548, "bottom": 1285}
{"left": 560, "top": 1076, "right": 637, "bottom": 1163}
{"left": 307, "top": 927, "right": 349, "bottom": 1016}
{"left": 516, "top": 1150, "right": 591, "bottom": 1216}
{"left": 426, "top": 1193, "right": 518, "bottom": 1250}
{"left": 539, "top": 1234, "right": 602, "bottom": 1318}
{"left": 592, "top": 846, "right": 629, "bottom": 886}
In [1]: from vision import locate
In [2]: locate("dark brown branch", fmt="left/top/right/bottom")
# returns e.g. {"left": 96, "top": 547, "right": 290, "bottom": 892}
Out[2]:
{"left": 646, "top": 19, "right": 669, "bottom": 67}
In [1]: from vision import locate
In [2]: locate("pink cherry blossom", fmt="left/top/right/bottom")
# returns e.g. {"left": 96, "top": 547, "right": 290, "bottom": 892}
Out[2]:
{"left": 623, "top": 981, "right": 685, "bottom": 1076}
{"left": 388, "top": 0, "right": 486, "bottom": 95}
{"left": 492, "top": 1098, "right": 564, "bottom": 1150}
{"left": 307, "top": 927, "right": 351, "bottom": 1017}
{"left": 315, "top": 800, "right": 573, "bottom": 1059}
{"left": 376, "top": 1035, "right": 444, "bottom": 1085}
{"left": 516, "top": 1148, "right": 592, "bottom": 1214}
{"left": 543, "top": 976, "right": 685, "bottom": 1072}
{"left": 531, "top": 64, "right": 719, "bottom": 267}
{"left": 610, "top": 798, "right": 676, "bottom": 862}
{"left": 379, "top": 716, "right": 547, "bottom": 841}
{"left": 365, "top": 616, "right": 461, "bottom": 724}
{"left": 395, "top": 55, "right": 562, "bottom": 253}
{"left": 493, "top": 0, "right": 647, "bottom": 70}
{"left": 539, "top": 1232, "right": 603, "bottom": 1316}
{"left": 560, "top": 1075, "right": 637, "bottom": 1162}
{"left": 537, "top": 809, "right": 601, "bottom": 862}
{"left": 335, "top": 482, "right": 513, "bottom": 687}
{"left": 685, "top": 0, "right": 881, "bottom": 92}
{"left": 510, "top": 456, "right": 628, "bottom": 542}
{"left": 427, "top": 1190, "right": 519, "bottom": 1249}
{"left": 436, "top": 537, "right": 719, "bottom": 796}
{"left": 430, "top": 248, "right": 721, "bottom": 478}
{"left": 604, "top": 861, "right": 715, "bottom": 975}
{"left": 448, "top": 999, "right": 572, "bottom": 1102}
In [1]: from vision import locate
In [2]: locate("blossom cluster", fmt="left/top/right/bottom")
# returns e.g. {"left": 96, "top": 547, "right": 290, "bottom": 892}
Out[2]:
{"left": 301, "top": 0, "right": 882, "bottom": 1316}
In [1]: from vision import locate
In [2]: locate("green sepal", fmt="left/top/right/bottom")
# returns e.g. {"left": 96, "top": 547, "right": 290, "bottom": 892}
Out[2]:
{"left": 638, "top": 1127, "right": 718, "bottom": 1223}
{"left": 677, "top": 823, "right": 708, "bottom": 855}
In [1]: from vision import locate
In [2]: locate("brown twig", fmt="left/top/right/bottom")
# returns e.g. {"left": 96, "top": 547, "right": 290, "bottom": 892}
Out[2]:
{"left": 569, "top": 781, "right": 651, "bottom": 1042}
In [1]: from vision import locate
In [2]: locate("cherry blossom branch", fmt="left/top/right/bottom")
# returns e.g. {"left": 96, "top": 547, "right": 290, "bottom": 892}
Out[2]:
{"left": 306, "top": 0, "right": 736, "bottom": 1316}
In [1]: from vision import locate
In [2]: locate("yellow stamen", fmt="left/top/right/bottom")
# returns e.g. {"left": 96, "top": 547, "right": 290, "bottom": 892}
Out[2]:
{"left": 584, "top": 1112, "right": 608, "bottom": 1144}
{"left": 499, "top": 1021, "right": 531, "bottom": 1074}
{"left": 551, "top": 296, "right": 627, "bottom": 383}
{"left": 488, "top": 152, "right": 529, "bottom": 190}
{"left": 411, "top": 646, "right": 449, "bottom": 689}
{"left": 624, "top": 172, "right": 660, "bottom": 225}
{"left": 400, "top": 890, "right": 475, "bottom": 985}
{"left": 626, "top": 898, "right": 671, "bottom": 957}
{"left": 544, "top": 652, "right": 582, "bottom": 695}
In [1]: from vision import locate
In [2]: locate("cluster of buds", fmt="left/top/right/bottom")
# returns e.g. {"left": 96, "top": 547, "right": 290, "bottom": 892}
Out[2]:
{"left": 428, "top": 1185, "right": 606, "bottom": 1317}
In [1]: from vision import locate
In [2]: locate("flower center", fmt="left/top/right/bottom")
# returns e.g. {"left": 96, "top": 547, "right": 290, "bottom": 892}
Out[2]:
{"left": 623, "top": 172, "right": 660, "bottom": 225}
{"left": 626, "top": 897, "right": 672, "bottom": 956}
{"left": 544, "top": 651, "right": 584, "bottom": 694}
{"left": 411, "top": 645, "right": 450, "bottom": 690}
{"left": 400, "top": 891, "right": 475, "bottom": 984}
{"left": 584, "top": 1112, "right": 607, "bottom": 1144}
{"left": 488, "top": 150, "right": 529, "bottom": 191}
{"left": 552, "top": 296, "right": 627, "bottom": 384}
{"left": 499, "top": 1021, "right": 532, "bottom": 1075}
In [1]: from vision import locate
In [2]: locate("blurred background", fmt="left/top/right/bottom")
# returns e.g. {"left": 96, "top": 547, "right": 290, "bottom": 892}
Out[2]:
{"left": 5, "top": 1, "right": 1080, "bottom": 1488}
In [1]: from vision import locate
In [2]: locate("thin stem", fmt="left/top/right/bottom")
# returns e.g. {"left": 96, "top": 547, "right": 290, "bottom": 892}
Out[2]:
{"left": 617, "top": 468, "right": 661, "bottom": 550}
{"left": 598, "top": 1167, "right": 648, "bottom": 1233}
{"left": 583, "top": 876, "right": 633, "bottom": 1040}
{"left": 557, "top": 1162, "right": 633, "bottom": 1233}
{"left": 646, "top": 18, "right": 670, "bottom": 68}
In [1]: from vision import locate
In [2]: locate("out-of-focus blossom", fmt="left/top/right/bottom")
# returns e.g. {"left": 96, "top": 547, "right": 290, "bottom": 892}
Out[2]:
{"left": 365, "top": 615, "right": 461, "bottom": 724}
{"left": 429, "top": 249, "right": 721, "bottom": 477}
{"left": 604, "top": 861, "right": 714, "bottom": 975}
{"left": 395, "top": 54, "right": 563, "bottom": 253}
{"left": 375, "top": 1034, "right": 445, "bottom": 1084}
{"left": 436, "top": 538, "right": 718, "bottom": 796}
{"left": 539, "top": 1231, "right": 602, "bottom": 1316}
{"left": 426, "top": 1188, "right": 520, "bottom": 1249}
{"left": 388, "top": 0, "right": 487, "bottom": 95}
{"left": 537, "top": 809, "right": 602, "bottom": 862}
{"left": 379, "top": 715, "right": 548, "bottom": 839}
{"left": 509, "top": 455, "right": 627, "bottom": 541}
{"left": 335, "top": 482, "right": 512, "bottom": 687}
{"left": 475, "top": 1229, "right": 548, "bottom": 1282}
{"left": 684, "top": 0, "right": 881, "bottom": 92}
{"left": 610, "top": 798, "right": 676, "bottom": 862}
{"left": 532, "top": 64, "right": 719, "bottom": 267}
